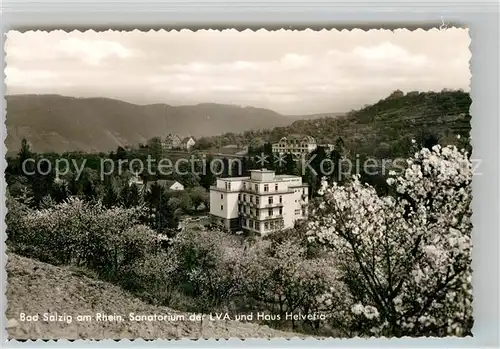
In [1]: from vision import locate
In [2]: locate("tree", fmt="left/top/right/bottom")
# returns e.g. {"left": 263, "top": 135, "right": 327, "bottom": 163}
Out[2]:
{"left": 330, "top": 138, "right": 345, "bottom": 184}
{"left": 116, "top": 146, "right": 128, "bottom": 160}
{"left": 416, "top": 129, "right": 441, "bottom": 150}
{"left": 190, "top": 186, "right": 209, "bottom": 211}
{"left": 103, "top": 179, "right": 119, "bottom": 208}
{"left": 388, "top": 89, "right": 404, "bottom": 99}
{"left": 52, "top": 180, "right": 70, "bottom": 203}
{"left": 304, "top": 147, "right": 328, "bottom": 195}
{"left": 199, "top": 156, "right": 216, "bottom": 190}
{"left": 18, "top": 138, "right": 34, "bottom": 175}
{"left": 83, "top": 180, "right": 98, "bottom": 202}
{"left": 179, "top": 192, "right": 194, "bottom": 213}
{"left": 284, "top": 153, "right": 297, "bottom": 175}
{"left": 307, "top": 144, "right": 472, "bottom": 337}
{"left": 374, "top": 142, "right": 392, "bottom": 159}
{"left": 145, "top": 183, "right": 180, "bottom": 233}
{"left": 30, "top": 159, "right": 55, "bottom": 208}
{"left": 147, "top": 137, "right": 164, "bottom": 163}
{"left": 121, "top": 183, "right": 142, "bottom": 208}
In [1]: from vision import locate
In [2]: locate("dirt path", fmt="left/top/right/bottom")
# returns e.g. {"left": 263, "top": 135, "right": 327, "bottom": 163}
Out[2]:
{"left": 6, "top": 253, "right": 305, "bottom": 340}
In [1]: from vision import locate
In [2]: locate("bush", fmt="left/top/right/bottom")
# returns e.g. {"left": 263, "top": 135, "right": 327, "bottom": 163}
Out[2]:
{"left": 6, "top": 193, "right": 31, "bottom": 243}
{"left": 8, "top": 197, "right": 160, "bottom": 281}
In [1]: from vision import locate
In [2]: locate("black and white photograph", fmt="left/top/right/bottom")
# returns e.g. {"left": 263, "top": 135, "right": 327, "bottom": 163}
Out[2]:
{"left": 4, "top": 28, "right": 473, "bottom": 339}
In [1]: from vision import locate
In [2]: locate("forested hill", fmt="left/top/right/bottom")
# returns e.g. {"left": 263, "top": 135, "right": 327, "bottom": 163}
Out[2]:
{"left": 5, "top": 94, "right": 304, "bottom": 154}
{"left": 196, "top": 90, "right": 472, "bottom": 157}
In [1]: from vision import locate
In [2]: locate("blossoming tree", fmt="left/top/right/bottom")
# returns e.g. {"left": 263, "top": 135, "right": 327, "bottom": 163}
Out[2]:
{"left": 307, "top": 144, "right": 473, "bottom": 337}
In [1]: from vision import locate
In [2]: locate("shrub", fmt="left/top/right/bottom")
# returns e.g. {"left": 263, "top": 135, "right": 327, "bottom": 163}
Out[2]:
{"left": 8, "top": 197, "right": 160, "bottom": 281}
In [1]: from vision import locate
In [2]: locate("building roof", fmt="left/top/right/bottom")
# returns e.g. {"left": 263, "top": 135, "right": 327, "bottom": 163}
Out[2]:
{"left": 275, "top": 174, "right": 300, "bottom": 179}
{"left": 182, "top": 137, "right": 194, "bottom": 143}
{"left": 278, "top": 134, "right": 316, "bottom": 143}
{"left": 145, "top": 179, "right": 183, "bottom": 190}
{"left": 220, "top": 177, "right": 250, "bottom": 182}
{"left": 165, "top": 133, "right": 182, "bottom": 142}
{"left": 218, "top": 171, "right": 302, "bottom": 183}
{"left": 250, "top": 168, "right": 275, "bottom": 173}
{"left": 159, "top": 179, "right": 179, "bottom": 187}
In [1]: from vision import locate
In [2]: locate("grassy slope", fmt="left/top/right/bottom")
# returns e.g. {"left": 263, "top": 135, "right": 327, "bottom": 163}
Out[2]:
{"left": 6, "top": 253, "right": 306, "bottom": 340}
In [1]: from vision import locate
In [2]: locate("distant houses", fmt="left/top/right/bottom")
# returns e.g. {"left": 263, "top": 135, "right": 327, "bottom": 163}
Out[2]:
{"left": 160, "top": 133, "right": 195, "bottom": 151}
{"left": 128, "top": 175, "right": 185, "bottom": 192}
{"left": 181, "top": 137, "right": 196, "bottom": 150}
{"left": 271, "top": 134, "right": 318, "bottom": 156}
{"left": 162, "top": 133, "right": 182, "bottom": 150}
{"left": 152, "top": 180, "right": 185, "bottom": 191}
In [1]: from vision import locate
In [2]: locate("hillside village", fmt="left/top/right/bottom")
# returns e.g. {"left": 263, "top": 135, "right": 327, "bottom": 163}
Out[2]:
{"left": 6, "top": 89, "right": 472, "bottom": 236}
{"left": 5, "top": 89, "right": 473, "bottom": 338}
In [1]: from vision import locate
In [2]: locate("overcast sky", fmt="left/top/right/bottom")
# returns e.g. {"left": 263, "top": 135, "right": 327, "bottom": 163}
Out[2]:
{"left": 6, "top": 28, "right": 470, "bottom": 115}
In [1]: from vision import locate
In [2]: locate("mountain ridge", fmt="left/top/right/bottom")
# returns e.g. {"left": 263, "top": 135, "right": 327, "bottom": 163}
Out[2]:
{"left": 7, "top": 94, "right": 335, "bottom": 153}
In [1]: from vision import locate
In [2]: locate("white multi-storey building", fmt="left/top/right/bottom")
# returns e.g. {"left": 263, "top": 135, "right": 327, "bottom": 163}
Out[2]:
{"left": 209, "top": 169, "right": 309, "bottom": 235}
{"left": 271, "top": 134, "right": 317, "bottom": 156}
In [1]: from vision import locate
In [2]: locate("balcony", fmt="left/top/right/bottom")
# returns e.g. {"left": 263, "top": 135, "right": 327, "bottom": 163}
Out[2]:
{"left": 237, "top": 199, "right": 257, "bottom": 208}
{"left": 265, "top": 202, "right": 284, "bottom": 208}
{"left": 242, "top": 187, "right": 294, "bottom": 196}
{"left": 241, "top": 186, "right": 257, "bottom": 194}
{"left": 260, "top": 214, "right": 283, "bottom": 221}
{"left": 238, "top": 211, "right": 258, "bottom": 220}
{"left": 210, "top": 185, "right": 238, "bottom": 193}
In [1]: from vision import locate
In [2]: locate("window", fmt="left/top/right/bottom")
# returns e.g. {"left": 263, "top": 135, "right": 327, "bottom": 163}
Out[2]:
{"left": 220, "top": 194, "right": 223, "bottom": 199}
{"left": 275, "top": 184, "right": 278, "bottom": 191}
{"left": 264, "top": 184, "right": 269, "bottom": 192}
{"left": 256, "top": 210, "right": 260, "bottom": 217}
{"left": 302, "top": 209, "right": 306, "bottom": 216}
{"left": 255, "top": 184, "right": 258, "bottom": 192}
{"left": 225, "top": 182, "right": 228, "bottom": 190}
{"left": 295, "top": 209, "right": 300, "bottom": 215}
{"left": 221, "top": 205, "right": 224, "bottom": 211}
{"left": 268, "top": 208, "right": 273, "bottom": 216}
{"left": 255, "top": 222, "right": 260, "bottom": 230}
{"left": 228, "top": 183, "right": 231, "bottom": 191}
{"left": 265, "top": 222, "right": 269, "bottom": 230}
{"left": 279, "top": 195, "right": 282, "bottom": 203}
{"left": 268, "top": 196, "right": 273, "bottom": 204}
{"left": 238, "top": 194, "right": 241, "bottom": 200}
{"left": 256, "top": 197, "right": 260, "bottom": 205}
{"left": 242, "top": 218, "right": 247, "bottom": 227}
{"left": 243, "top": 183, "right": 246, "bottom": 189}
{"left": 279, "top": 207, "right": 283, "bottom": 215}
{"left": 249, "top": 220, "right": 253, "bottom": 229}
{"left": 250, "top": 195, "right": 253, "bottom": 203}
{"left": 243, "top": 194, "right": 246, "bottom": 201}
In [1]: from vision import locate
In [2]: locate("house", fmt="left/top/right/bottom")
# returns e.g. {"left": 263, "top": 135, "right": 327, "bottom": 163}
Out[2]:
{"left": 162, "top": 133, "right": 182, "bottom": 150}
{"left": 145, "top": 179, "right": 185, "bottom": 192}
{"left": 128, "top": 174, "right": 145, "bottom": 190}
{"left": 181, "top": 137, "right": 196, "bottom": 150}
{"left": 209, "top": 169, "right": 308, "bottom": 235}
{"left": 129, "top": 175, "right": 185, "bottom": 192}
{"left": 271, "top": 134, "right": 317, "bottom": 156}
{"left": 319, "top": 143, "right": 335, "bottom": 152}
